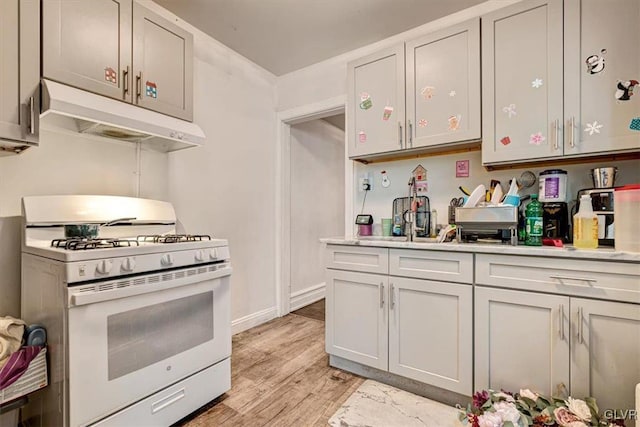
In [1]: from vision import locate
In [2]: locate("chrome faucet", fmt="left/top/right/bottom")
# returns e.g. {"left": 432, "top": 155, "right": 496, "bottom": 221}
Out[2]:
{"left": 406, "top": 176, "right": 425, "bottom": 241}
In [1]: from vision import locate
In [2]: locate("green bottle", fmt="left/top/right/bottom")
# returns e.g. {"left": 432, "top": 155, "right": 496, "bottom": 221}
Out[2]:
{"left": 525, "top": 194, "right": 543, "bottom": 246}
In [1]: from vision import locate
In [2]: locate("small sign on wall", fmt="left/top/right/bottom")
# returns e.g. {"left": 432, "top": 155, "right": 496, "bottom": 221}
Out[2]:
{"left": 456, "top": 160, "right": 469, "bottom": 178}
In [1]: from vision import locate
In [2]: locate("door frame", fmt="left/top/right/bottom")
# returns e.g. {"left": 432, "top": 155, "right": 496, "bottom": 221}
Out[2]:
{"left": 275, "top": 95, "right": 351, "bottom": 317}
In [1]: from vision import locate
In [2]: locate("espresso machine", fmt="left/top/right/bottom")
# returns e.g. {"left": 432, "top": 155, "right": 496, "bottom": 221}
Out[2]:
{"left": 576, "top": 188, "right": 615, "bottom": 246}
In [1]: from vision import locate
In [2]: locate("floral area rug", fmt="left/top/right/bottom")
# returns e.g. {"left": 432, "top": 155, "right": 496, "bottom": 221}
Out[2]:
{"left": 328, "top": 379, "right": 463, "bottom": 427}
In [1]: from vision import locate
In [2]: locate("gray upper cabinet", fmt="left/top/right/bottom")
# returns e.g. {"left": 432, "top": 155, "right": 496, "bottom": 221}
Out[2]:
{"left": 482, "top": 0, "right": 564, "bottom": 165}
{"left": 406, "top": 19, "right": 480, "bottom": 149}
{"left": 0, "top": 0, "right": 40, "bottom": 152}
{"left": 43, "top": 0, "right": 132, "bottom": 103}
{"left": 347, "top": 18, "right": 481, "bottom": 160}
{"left": 483, "top": 0, "right": 640, "bottom": 165}
{"left": 347, "top": 45, "right": 405, "bottom": 159}
{"left": 43, "top": 0, "right": 193, "bottom": 122}
{"left": 564, "top": 0, "right": 640, "bottom": 155}
{"left": 133, "top": 2, "right": 193, "bottom": 121}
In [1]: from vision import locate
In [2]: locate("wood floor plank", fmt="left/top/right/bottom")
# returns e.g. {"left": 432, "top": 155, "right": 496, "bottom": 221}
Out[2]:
{"left": 176, "top": 303, "right": 364, "bottom": 427}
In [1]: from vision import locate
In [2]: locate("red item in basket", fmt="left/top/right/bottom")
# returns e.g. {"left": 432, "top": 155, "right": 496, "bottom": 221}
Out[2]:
{"left": 0, "top": 346, "right": 42, "bottom": 390}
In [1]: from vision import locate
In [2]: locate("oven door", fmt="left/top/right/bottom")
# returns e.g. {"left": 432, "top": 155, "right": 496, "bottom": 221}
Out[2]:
{"left": 67, "top": 263, "right": 231, "bottom": 427}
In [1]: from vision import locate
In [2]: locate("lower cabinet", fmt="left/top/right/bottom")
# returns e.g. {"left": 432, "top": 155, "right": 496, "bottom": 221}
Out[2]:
{"left": 476, "top": 287, "right": 640, "bottom": 411}
{"left": 325, "top": 255, "right": 473, "bottom": 395}
{"left": 389, "top": 277, "right": 472, "bottom": 395}
{"left": 325, "top": 269, "right": 388, "bottom": 370}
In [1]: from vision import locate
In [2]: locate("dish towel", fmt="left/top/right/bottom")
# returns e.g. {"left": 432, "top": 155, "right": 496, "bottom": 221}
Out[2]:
{"left": 0, "top": 346, "right": 42, "bottom": 390}
{"left": 0, "top": 316, "right": 26, "bottom": 369}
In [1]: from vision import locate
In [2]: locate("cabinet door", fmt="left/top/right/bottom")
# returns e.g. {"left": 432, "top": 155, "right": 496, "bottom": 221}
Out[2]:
{"left": 133, "top": 2, "right": 193, "bottom": 121}
{"left": 388, "top": 277, "right": 472, "bottom": 395}
{"left": 325, "top": 269, "right": 388, "bottom": 370}
{"left": 43, "top": 0, "right": 132, "bottom": 102}
{"left": 406, "top": 18, "right": 480, "bottom": 149}
{"left": 475, "top": 287, "right": 570, "bottom": 395}
{"left": 482, "top": 0, "right": 564, "bottom": 164}
{"left": 0, "top": 0, "right": 39, "bottom": 144}
{"left": 347, "top": 45, "right": 405, "bottom": 158}
{"left": 571, "top": 298, "right": 640, "bottom": 411}
{"left": 564, "top": 0, "right": 640, "bottom": 155}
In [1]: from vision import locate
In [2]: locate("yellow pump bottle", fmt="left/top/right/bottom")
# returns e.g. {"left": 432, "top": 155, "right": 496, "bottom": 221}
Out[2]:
{"left": 573, "top": 195, "right": 598, "bottom": 249}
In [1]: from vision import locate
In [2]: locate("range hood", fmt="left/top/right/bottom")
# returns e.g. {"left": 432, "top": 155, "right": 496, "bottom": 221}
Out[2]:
{"left": 40, "top": 79, "right": 205, "bottom": 152}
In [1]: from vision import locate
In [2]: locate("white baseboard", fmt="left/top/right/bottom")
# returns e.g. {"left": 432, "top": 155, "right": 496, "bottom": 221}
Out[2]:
{"left": 290, "top": 282, "right": 325, "bottom": 312}
{"left": 231, "top": 306, "right": 278, "bottom": 335}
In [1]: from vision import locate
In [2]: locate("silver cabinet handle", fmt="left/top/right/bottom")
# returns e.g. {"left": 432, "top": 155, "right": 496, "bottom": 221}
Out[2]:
{"left": 379, "top": 282, "right": 384, "bottom": 308}
{"left": 398, "top": 122, "right": 403, "bottom": 148}
{"left": 569, "top": 116, "right": 576, "bottom": 148}
{"left": 553, "top": 119, "right": 559, "bottom": 150}
{"left": 390, "top": 283, "right": 395, "bottom": 309}
{"left": 578, "top": 307, "right": 584, "bottom": 344}
{"left": 123, "top": 66, "right": 129, "bottom": 99}
{"left": 559, "top": 304, "right": 565, "bottom": 340}
{"left": 549, "top": 275, "right": 596, "bottom": 284}
{"left": 136, "top": 71, "right": 143, "bottom": 102}
{"left": 28, "top": 96, "right": 35, "bottom": 135}
{"left": 408, "top": 120, "right": 413, "bottom": 147}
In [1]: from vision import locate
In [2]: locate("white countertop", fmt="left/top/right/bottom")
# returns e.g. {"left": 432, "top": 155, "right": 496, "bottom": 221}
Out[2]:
{"left": 320, "top": 237, "right": 640, "bottom": 263}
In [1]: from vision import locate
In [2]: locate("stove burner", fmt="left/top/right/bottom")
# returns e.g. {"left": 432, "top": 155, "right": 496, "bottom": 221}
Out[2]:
{"left": 137, "top": 234, "right": 212, "bottom": 244}
{"left": 52, "top": 238, "right": 139, "bottom": 250}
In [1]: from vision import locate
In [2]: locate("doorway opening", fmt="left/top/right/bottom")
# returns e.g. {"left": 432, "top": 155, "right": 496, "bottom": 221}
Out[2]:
{"left": 275, "top": 97, "right": 353, "bottom": 317}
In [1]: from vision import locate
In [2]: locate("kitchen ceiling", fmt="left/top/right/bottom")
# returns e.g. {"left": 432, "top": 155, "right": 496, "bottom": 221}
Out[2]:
{"left": 153, "top": 0, "right": 487, "bottom": 76}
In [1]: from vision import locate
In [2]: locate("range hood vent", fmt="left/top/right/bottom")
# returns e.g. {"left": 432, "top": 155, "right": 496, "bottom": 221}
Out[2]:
{"left": 40, "top": 79, "right": 205, "bottom": 152}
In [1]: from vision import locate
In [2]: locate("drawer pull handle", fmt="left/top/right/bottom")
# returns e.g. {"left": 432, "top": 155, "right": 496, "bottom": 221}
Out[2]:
{"left": 558, "top": 304, "right": 565, "bottom": 340}
{"left": 549, "top": 275, "right": 596, "bottom": 284}
{"left": 398, "top": 122, "right": 403, "bottom": 148}
{"left": 379, "top": 282, "right": 384, "bottom": 308}
{"left": 151, "top": 388, "right": 185, "bottom": 413}
{"left": 390, "top": 283, "right": 395, "bottom": 309}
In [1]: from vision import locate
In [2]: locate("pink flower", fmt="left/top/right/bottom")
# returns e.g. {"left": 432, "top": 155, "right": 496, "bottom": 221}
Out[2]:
{"left": 554, "top": 407, "right": 581, "bottom": 426}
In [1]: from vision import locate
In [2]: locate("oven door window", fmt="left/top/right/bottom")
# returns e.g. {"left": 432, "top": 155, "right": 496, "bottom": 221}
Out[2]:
{"left": 107, "top": 291, "right": 213, "bottom": 380}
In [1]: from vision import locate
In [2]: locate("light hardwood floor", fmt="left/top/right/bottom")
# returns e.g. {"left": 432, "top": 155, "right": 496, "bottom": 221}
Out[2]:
{"left": 175, "top": 299, "right": 363, "bottom": 426}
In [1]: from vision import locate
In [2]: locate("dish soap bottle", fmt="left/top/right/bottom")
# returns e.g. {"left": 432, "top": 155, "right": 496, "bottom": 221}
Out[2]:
{"left": 573, "top": 194, "right": 598, "bottom": 249}
{"left": 525, "top": 194, "right": 543, "bottom": 246}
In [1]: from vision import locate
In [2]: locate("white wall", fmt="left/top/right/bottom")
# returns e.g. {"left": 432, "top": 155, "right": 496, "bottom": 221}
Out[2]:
{"left": 353, "top": 152, "right": 640, "bottom": 234}
{"left": 0, "top": 129, "right": 168, "bottom": 317}
{"left": 290, "top": 118, "right": 345, "bottom": 308}
{"left": 137, "top": 1, "right": 280, "bottom": 333}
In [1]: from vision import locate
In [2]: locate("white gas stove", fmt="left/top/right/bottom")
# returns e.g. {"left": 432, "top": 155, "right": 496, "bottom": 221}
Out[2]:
{"left": 21, "top": 195, "right": 231, "bottom": 427}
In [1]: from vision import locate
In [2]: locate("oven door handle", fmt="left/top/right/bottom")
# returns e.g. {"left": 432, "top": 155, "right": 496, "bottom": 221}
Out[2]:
{"left": 69, "top": 265, "right": 232, "bottom": 307}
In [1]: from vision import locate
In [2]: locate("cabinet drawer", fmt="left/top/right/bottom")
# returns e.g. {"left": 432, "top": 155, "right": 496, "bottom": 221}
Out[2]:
{"left": 476, "top": 254, "right": 640, "bottom": 303}
{"left": 389, "top": 249, "right": 473, "bottom": 284}
{"left": 325, "top": 245, "right": 388, "bottom": 274}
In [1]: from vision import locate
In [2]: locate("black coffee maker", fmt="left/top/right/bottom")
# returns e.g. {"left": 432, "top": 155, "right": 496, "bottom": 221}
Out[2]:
{"left": 542, "top": 202, "right": 569, "bottom": 242}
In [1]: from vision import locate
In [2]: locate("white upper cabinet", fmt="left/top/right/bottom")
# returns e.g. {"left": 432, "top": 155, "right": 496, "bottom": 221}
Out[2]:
{"left": 564, "top": 0, "right": 640, "bottom": 155}
{"left": 347, "top": 18, "right": 481, "bottom": 160}
{"left": 43, "top": 0, "right": 194, "bottom": 122}
{"left": 347, "top": 45, "right": 405, "bottom": 158}
{"left": 482, "top": 0, "right": 564, "bottom": 164}
{"left": 406, "top": 19, "right": 480, "bottom": 149}
{"left": 0, "top": 0, "right": 40, "bottom": 152}
{"left": 132, "top": 2, "right": 193, "bottom": 121}
{"left": 43, "top": 0, "right": 132, "bottom": 103}
{"left": 483, "top": 0, "right": 640, "bottom": 165}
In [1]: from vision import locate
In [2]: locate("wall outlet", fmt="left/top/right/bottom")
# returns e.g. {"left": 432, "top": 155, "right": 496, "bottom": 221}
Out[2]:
{"left": 358, "top": 173, "right": 372, "bottom": 192}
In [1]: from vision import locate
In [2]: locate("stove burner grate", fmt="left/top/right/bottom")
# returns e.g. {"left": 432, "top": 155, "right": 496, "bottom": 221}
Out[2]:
{"left": 51, "top": 238, "right": 139, "bottom": 250}
{"left": 137, "top": 234, "right": 212, "bottom": 244}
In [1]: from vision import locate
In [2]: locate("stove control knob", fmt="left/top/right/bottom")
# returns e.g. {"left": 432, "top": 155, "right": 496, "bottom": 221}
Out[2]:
{"left": 121, "top": 257, "right": 136, "bottom": 272}
{"left": 96, "top": 259, "right": 113, "bottom": 275}
{"left": 161, "top": 254, "right": 173, "bottom": 266}
{"left": 209, "top": 249, "right": 218, "bottom": 260}
{"left": 195, "top": 250, "right": 206, "bottom": 262}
